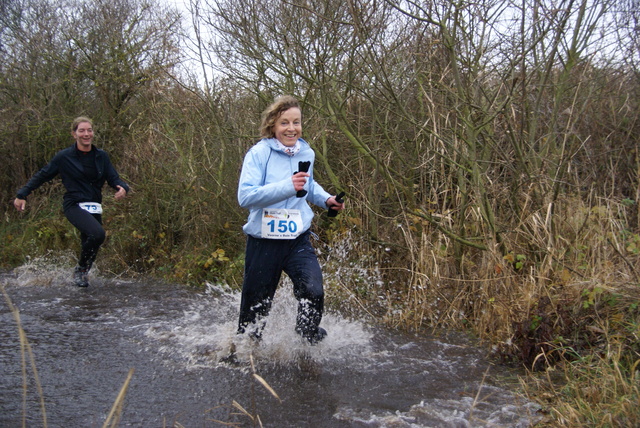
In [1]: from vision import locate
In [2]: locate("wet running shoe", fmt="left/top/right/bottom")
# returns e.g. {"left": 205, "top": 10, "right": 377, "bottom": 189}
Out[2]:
{"left": 309, "top": 327, "right": 327, "bottom": 344}
{"left": 297, "top": 326, "right": 327, "bottom": 344}
{"left": 73, "top": 267, "right": 89, "bottom": 287}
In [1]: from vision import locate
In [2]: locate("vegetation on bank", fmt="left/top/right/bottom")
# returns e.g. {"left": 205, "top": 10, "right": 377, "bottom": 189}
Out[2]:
{"left": 1, "top": 0, "right": 639, "bottom": 425}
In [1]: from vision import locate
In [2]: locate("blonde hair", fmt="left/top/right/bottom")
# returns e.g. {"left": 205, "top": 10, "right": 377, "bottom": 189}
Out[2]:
{"left": 259, "top": 96, "right": 301, "bottom": 138}
{"left": 71, "top": 116, "right": 93, "bottom": 132}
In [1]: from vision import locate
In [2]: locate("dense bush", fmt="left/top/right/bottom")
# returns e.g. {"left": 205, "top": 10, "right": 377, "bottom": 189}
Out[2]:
{"left": 1, "top": 0, "right": 639, "bottom": 425}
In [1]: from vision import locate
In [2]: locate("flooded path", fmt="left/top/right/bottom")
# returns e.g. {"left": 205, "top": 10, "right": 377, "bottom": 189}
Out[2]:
{"left": 0, "top": 263, "right": 540, "bottom": 427}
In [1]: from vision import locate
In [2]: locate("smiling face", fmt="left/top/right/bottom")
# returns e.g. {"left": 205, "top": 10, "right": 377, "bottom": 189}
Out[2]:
{"left": 273, "top": 107, "right": 302, "bottom": 147}
{"left": 72, "top": 121, "right": 94, "bottom": 152}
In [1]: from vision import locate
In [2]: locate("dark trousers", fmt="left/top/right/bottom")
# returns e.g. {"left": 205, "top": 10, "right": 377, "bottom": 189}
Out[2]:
{"left": 64, "top": 205, "right": 105, "bottom": 270}
{"left": 238, "top": 231, "right": 324, "bottom": 337}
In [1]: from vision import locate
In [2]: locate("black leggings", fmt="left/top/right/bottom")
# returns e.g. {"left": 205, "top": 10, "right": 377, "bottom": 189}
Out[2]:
{"left": 64, "top": 205, "right": 105, "bottom": 270}
{"left": 238, "top": 231, "right": 324, "bottom": 336}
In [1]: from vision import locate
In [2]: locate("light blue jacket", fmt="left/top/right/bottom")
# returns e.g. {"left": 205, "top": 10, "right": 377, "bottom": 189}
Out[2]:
{"left": 238, "top": 138, "right": 331, "bottom": 238}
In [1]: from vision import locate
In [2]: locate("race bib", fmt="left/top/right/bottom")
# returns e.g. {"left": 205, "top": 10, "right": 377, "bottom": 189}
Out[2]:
{"left": 261, "top": 209, "right": 303, "bottom": 239}
{"left": 78, "top": 202, "right": 103, "bottom": 214}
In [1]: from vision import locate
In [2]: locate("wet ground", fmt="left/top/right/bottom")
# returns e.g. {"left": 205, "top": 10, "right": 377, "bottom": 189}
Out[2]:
{"left": 0, "top": 263, "right": 540, "bottom": 427}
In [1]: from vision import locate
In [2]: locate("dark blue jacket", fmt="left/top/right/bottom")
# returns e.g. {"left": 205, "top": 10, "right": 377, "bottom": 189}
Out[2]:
{"left": 16, "top": 144, "right": 130, "bottom": 211}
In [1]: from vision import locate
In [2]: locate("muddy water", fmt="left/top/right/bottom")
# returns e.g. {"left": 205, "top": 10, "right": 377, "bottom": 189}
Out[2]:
{"left": 0, "top": 263, "right": 540, "bottom": 427}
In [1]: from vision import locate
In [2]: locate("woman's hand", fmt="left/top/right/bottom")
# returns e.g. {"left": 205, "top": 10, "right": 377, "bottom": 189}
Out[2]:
{"left": 326, "top": 195, "right": 345, "bottom": 211}
{"left": 114, "top": 185, "right": 127, "bottom": 200}
{"left": 292, "top": 172, "right": 309, "bottom": 192}
{"left": 14, "top": 198, "right": 26, "bottom": 211}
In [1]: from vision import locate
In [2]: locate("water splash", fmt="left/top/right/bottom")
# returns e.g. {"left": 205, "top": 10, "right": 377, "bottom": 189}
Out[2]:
{"left": 1, "top": 261, "right": 542, "bottom": 427}
{"left": 11, "top": 253, "right": 79, "bottom": 287}
{"left": 334, "top": 392, "right": 540, "bottom": 428}
{"left": 144, "top": 282, "right": 374, "bottom": 369}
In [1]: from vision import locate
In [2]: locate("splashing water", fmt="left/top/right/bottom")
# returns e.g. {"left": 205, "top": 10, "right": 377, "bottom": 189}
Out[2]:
{"left": 0, "top": 259, "right": 541, "bottom": 427}
{"left": 144, "top": 281, "right": 375, "bottom": 369}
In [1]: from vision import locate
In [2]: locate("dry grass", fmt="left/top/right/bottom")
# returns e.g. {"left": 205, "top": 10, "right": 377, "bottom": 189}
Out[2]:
{"left": 103, "top": 368, "right": 135, "bottom": 428}
{"left": 521, "top": 349, "right": 640, "bottom": 427}
{"left": 322, "top": 192, "right": 640, "bottom": 426}
{"left": 206, "top": 353, "right": 280, "bottom": 428}
{"left": 2, "top": 284, "right": 48, "bottom": 428}
{"left": 2, "top": 284, "right": 135, "bottom": 428}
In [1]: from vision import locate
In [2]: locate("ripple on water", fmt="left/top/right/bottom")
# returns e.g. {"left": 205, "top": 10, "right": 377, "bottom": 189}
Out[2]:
{"left": 1, "top": 262, "right": 542, "bottom": 427}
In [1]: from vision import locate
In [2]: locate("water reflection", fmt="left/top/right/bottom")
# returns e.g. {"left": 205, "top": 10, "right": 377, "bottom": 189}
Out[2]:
{"left": 0, "top": 263, "right": 541, "bottom": 427}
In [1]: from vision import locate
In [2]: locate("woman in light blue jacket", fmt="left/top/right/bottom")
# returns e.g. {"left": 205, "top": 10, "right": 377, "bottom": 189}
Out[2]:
{"left": 237, "top": 95, "right": 344, "bottom": 343}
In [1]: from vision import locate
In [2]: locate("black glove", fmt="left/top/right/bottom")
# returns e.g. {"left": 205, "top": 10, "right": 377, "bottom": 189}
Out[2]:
{"left": 328, "top": 191, "right": 345, "bottom": 217}
{"left": 295, "top": 161, "right": 311, "bottom": 197}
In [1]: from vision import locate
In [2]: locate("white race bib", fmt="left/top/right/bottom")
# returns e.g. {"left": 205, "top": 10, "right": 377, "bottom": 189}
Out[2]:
{"left": 78, "top": 202, "right": 103, "bottom": 214}
{"left": 261, "top": 208, "right": 303, "bottom": 239}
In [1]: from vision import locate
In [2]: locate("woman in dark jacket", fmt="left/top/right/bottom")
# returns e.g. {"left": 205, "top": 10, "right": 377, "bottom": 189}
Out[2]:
{"left": 13, "top": 116, "right": 130, "bottom": 287}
